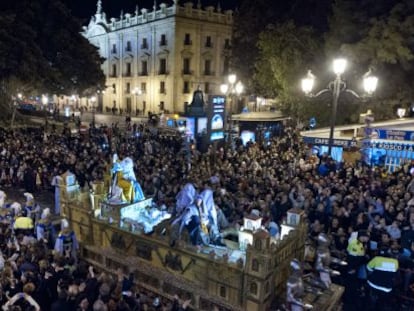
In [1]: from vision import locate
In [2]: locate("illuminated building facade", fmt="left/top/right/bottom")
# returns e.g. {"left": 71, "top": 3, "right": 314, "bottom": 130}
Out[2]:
{"left": 83, "top": 0, "right": 233, "bottom": 114}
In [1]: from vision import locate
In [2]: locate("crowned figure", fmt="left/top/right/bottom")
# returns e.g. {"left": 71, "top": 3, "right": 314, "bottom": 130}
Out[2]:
{"left": 109, "top": 154, "right": 145, "bottom": 204}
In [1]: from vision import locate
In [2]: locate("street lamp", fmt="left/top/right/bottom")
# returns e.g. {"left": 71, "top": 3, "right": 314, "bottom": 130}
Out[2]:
{"left": 90, "top": 96, "right": 97, "bottom": 126}
{"left": 41, "top": 95, "right": 48, "bottom": 108}
{"left": 11, "top": 93, "right": 23, "bottom": 128}
{"left": 221, "top": 74, "right": 244, "bottom": 146}
{"left": 133, "top": 87, "right": 142, "bottom": 116}
{"left": 96, "top": 90, "right": 105, "bottom": 113}
{"left": 301, "top": 58, "right": 378, "bottom": 156}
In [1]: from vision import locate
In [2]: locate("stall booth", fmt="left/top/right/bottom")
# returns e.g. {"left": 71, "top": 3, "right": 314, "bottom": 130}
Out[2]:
{"left": 365, "top": 125, "right": 414, "bottom": 172}
{"left": 301, "top": 118, "right": 414, "bottom": 171}
{"left": 231, "top": 111, "right": 290, "bottom": 146}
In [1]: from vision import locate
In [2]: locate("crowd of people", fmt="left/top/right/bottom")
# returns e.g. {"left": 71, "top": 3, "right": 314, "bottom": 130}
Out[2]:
{"left": 0, "top": 120, "right": 413, "bottom": 310}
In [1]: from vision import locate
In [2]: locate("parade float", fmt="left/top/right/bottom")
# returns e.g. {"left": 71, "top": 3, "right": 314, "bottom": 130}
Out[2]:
{"left": 59, "top": 157, "right": 343, "bottom": 311}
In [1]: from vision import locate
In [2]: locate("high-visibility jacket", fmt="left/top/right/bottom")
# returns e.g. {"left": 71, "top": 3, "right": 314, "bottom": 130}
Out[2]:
{"left": 367, "top": 256, "right": 398, "bottom": 292}
{"left": 347, "top": 238, "right": 365, "bottom": 256}
{"left": 14, "top": 216, "right": 34, "bottom": 230}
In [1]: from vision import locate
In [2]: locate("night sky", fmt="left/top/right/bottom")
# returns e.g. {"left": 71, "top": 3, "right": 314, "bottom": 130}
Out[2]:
{"left": 65, "top": 0, "right": 240, "bottom": 22}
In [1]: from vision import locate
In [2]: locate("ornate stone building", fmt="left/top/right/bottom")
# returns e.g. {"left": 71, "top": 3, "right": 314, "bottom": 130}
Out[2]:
{"left": 83, "top": 0, "right": 233, "bottom": 115}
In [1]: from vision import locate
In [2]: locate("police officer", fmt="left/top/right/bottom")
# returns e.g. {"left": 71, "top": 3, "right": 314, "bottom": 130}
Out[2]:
{"left": 366, "top": 251, "right": 398, "bottom": 311}
{"left": 13, "top": 209, "right": 34, "bottom": 237}
{"left": 347, "top": 230, "right": 369, "bottom": 277}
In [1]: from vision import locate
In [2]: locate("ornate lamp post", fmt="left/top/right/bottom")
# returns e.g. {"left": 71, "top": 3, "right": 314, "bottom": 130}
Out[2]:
{"left": 96, "top": 90, "right": 105, "bottom": 113}
{"left": 301, "top": 58, "right": 378, "bottom": 156}
{"left": 133, "top": 87, "right": 142, "bottom": 116}
{"left": 41, "top": 95, "right": 48, "bottom": 108}
{"left": 220, "top": 74, "right": 244, "bottom": 146}
{"left": 90, "top": 96, "right": 97, "bottom": 126}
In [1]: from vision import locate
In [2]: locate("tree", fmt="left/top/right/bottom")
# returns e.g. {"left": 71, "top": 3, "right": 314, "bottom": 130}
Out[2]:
{"left": 232, "top": 0, "right": 331, "bottom": 93}
{"left": 0, "top": 0, "right": 105, "bottom": 123}
{"left": 325, "top": 0, "right": 414, "bottom": 120}
{"left": 253, "top": 21, "right": 324, "bottom": 122}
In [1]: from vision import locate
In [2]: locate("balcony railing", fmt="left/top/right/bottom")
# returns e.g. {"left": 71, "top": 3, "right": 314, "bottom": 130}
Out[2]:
{"left": 139, "top": 71, "right": 148, "bottom": 76}
{"left": 141, "top": 43, "right": 148, "bottom": 49}
{"left": 203, "top": 70, "right": 214, "bottom": 76}
{"left": 184, "top": 40, "right": 192, "bottom": 46}
{"left": 158, "top": 70, "right": 169, "bottom": 75}
{"left": 182, "top": 70, "right": 193, "bottom": 75}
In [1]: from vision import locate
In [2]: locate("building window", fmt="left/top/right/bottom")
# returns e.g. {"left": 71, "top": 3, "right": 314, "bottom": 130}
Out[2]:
{"left": 126, "top": 41, "right": 132, "bottom": 52}
{"left": 183, "top": 58, "right": 191, "bottom": 74}
{"left": 111, "top": 64, "right": 117, "bottom": 77}
{"left": 126, "top": 82, "right": 131, "bottom": 94}
{"left": 126, "top": 97, "right": 132, "bottom": 113}
{"left": 141, "top": 38, "right": 148, "bottom": 49}
{"left": 223, "top": 57, "right": 229, "bottom": 75}
{"left": 204, "top": 60, "right": 211, "bottom": 75}
{"left": 160, "top": 34, "right": 167, "bottom": 46}
{"left": 184, "top": 33, "right": 191, "bottom": 45}
{"left": 265, "top": 281, "right": 270, "bottom": 294}
{"left": 141, "top": 61, "right": 148, "bottom": 76}
{"left": 250, "top": 282, "right": 258, "bottom": 295}
{"left": 219, "top": 286, "right": 226, "bottom": 298}
{"left": 224, "top": 38, "right": 231, "bottom": 49}
{"left": 160, "top": 81, "right": 165, "bottom": 94}
{"left": 252, "top": 259, "right": 259, "bottom": 272}
{"left": 205, "top": 82, "right": 210, "bottom": 94}
{"left": 159, "top": 101, "right": 165, "bottom": 111}
{"left": 141, "top": 82, "right": 146, "bottom": 93}
{"left": 183, "top": 81, "right": 190, "bottom": 94}
{"left": 159, "top": 58, "right": 167, "bottom": 75}
{"left": 205, "top": 36, "right": 212, "bottom": 47}
{"left": 111, "top": 44, "right": 117, "bottom": 54}
{"left": 126, "top": 63, "right": 131, "bottom": 76}
{"left": 255, "top": 240, "right": 262, "bottom": 250}
{"left": 112, "top": 84, "right": 116, "bottom": 94}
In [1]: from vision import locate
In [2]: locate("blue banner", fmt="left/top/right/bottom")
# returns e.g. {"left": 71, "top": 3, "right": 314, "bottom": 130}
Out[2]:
{"left": 302, "top": 137, "right": 357, "bottom": 148}
{"left": 372, "top": 129, "right": 414, "bottom": 141}
{"left": 370, "top": 141, "right": 414, "bottom": 151}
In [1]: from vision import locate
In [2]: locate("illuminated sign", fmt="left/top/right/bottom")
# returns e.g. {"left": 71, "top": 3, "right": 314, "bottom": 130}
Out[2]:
{"left": 207, "top": 95, "right": 226, "bottom": 142}
{"left": 302, "top": 137, "right": 357, "bottom": 148}
{"left": 372, "top": 129, "right": 414, "bottom": 141}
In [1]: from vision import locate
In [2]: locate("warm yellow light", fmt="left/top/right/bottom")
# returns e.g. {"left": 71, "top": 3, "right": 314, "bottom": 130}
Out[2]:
{"left": 220, "top": 83, "right": 229, "bottom": 94}
{"left": 235, "top": 81, "right": 244, "bottom": 94}
{"left": 397, "top": 108, "right": 406, "bottom": 118}
{"left": 301, "top": 70, "right": 315, "bottom": 94}
{"left": 333, "top": 58, "right": 347, "bottom": 75}
{"left": 42, "top": 95, "right": 48, "bottom": 105}
{"left": 363, "top": 76, "right": 378, "bottom": 94}
{"left": 228, "top": 74, "right": 236, "bottom": 84}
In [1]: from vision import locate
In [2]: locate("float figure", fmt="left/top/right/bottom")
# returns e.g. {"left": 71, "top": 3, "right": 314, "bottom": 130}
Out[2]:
{"left": 109, "top": 155, "right": 145, "bottom": 204}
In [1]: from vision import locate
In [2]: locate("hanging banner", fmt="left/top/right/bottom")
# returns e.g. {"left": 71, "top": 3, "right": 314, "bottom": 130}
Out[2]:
{"left": 372, "top": 129, "right": 414, "bottom": 141}
{"left": 370, "top": 141, "right": 414, "bottom": 152}
{"left": 302, "top": 137, "right": 357, "bottom": 148}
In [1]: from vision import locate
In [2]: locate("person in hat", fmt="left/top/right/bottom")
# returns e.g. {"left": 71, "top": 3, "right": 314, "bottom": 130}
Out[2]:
{"left": 54, "top": 219, "right": 78, "bottom": 261}
{"left": 36, "top": 208, "right": 55, "bottom": 249}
